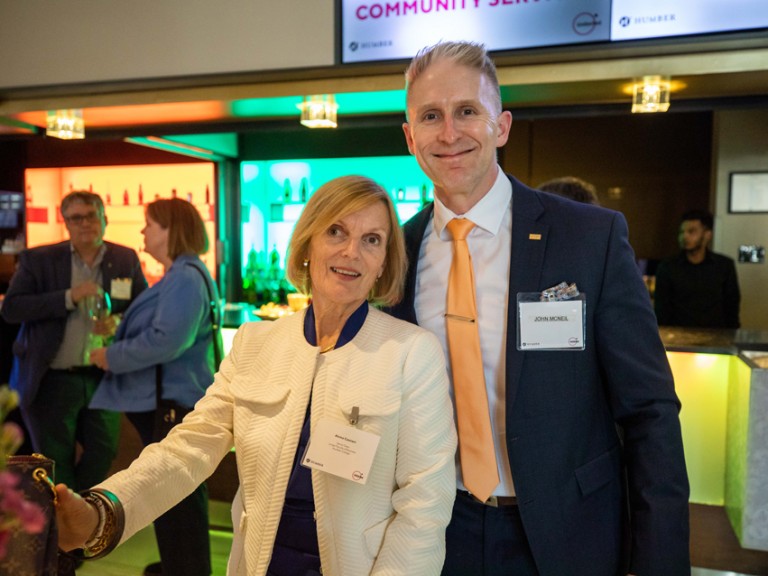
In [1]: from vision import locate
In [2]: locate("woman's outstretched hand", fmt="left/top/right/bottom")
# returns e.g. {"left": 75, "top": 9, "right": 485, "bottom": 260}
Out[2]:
{"left": 55, "top": 484, "right": 99, "bottom": 552}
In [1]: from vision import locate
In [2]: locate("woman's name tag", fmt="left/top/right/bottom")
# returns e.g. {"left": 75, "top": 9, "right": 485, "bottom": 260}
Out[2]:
{"left": 302, "top": 418, "right": 380, "bottom": 484}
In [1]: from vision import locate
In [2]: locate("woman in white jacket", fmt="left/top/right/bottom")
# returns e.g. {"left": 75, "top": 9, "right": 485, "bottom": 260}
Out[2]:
{"left": 56, "top": 175, "right": 458, "bottom": 576}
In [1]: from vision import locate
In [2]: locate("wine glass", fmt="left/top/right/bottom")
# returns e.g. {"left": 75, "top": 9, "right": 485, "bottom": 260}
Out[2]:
{"left": 85, "top": 291, "right": 112, "bottom": 323}
{"left": 83, "top": 292, "right": 113, "bottom": 363}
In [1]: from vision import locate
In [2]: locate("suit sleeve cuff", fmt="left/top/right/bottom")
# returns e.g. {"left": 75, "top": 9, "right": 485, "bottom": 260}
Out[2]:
{"left": 65, "top": 289, "right": 75, "bottom": 311}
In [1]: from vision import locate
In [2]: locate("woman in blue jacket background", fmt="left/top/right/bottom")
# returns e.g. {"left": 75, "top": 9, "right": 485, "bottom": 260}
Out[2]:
{"left": 90, "top": 197, "right": 221, "bottom": 576}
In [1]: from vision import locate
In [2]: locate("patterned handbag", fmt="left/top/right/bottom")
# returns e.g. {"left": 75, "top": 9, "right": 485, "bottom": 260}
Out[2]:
{"left": 0, "top": 454, "right": 75, "bottom": 576}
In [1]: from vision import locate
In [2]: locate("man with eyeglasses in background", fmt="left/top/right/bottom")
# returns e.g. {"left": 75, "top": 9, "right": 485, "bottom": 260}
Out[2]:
{"left": 2, "top": 191, "right": 146, "bottom": 492}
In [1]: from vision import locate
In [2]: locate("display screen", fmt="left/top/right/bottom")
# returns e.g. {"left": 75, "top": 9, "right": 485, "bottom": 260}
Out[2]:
{"left": 0, "top": 192, "right": 23, "bottom": 230}
{"left": 340, "top": 0, "right": 768, "bottom": 64}
{"left": 610, "top": 0, "right": 768, "bottom": 41}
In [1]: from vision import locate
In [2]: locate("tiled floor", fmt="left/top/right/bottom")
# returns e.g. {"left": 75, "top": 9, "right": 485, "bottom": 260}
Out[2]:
{"left": 76, "top": 525, "right": 233, "bottom": 576}
{"left": 76, "top": 500, "right": 234, "bottom": 576}
{"left": 76, "top": 539, "right": 763, "bottom": 576}
{"left": 75, "top": 502, "right": 767, "bottom": 576}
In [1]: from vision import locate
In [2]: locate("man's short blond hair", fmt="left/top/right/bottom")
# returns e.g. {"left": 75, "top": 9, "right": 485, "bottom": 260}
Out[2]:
{"left": 404, "top": 41, "right": 502, "bottom": 117}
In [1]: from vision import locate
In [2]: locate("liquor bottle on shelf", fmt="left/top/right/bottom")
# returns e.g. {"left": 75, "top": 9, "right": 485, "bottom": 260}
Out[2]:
{"left": 25, "top": 185, "right": 32, "bottom": 204}
{"left": 138, "top": 184, "right": 144, "bottom": 205}
{"left": 123, "top": 190, "right": 130, "bottom": 205}
{"left": 106, "top": 192, "right": 111, "bottom": 205}
{"left": 187, "top": 192, "right": 193, "bottom": 203}
{"left": 420, "top": 183, "right": 429, "bottom": 207}
{"left": 299, "top": 178, "right": 308, "bottom": 203}
{"left": 242, "top": 246, "right": 262, "bottom": 305}
{"left": 283, "top": 179, "right": 292, "bottom": 204}
{"left": 269, "top": 244, "right": 280, "bottom": 280}
{"left": 396, "top": 188, "right": 405, "bottom": 201}
{"left": 268, "top": 244, "right": 284, "bottom": 303}
{"left": 172, "top": 188, "right": 177, "bottom": 198}
{"left": 88, "top": 183, "right": 93, "bottom": 192}
{"left": 205, "top": 185, "right": 211, "bottom": 205}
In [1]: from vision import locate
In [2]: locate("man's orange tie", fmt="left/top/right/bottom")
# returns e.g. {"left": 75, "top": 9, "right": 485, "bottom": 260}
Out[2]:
{"left": 445, "top": 218, "right": 499, "bottom": 503}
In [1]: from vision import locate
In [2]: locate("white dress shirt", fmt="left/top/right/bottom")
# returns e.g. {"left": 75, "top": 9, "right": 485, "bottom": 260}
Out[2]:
{"left": 49, "top": 243, "right": 106, "bottom": 369}
{"left": 414, "top": 167, "right": 516, "bottom": 496}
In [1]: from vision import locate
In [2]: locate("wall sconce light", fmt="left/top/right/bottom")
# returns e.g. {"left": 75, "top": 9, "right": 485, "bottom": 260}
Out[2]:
{"left": 631, "top": 76, "right": 671, "bottom": 113}
{"left": 46, "top": 109, "right": 85, "bottom": 139}
{"left": 297, "top": 95, "right": 338, "bottom": 128}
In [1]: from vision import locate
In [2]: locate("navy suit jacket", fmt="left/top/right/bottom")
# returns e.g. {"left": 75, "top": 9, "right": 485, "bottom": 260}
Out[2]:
{"left": 2, "top": 241, "right": 147, "bottom": 408}
{"left": 388, "top": 176, "right": 690, "bottom": 576}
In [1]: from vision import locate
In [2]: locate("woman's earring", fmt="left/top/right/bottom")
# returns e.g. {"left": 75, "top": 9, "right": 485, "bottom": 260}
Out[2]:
{"left": 303, "top": 259, "right": 309, "bottom": 267}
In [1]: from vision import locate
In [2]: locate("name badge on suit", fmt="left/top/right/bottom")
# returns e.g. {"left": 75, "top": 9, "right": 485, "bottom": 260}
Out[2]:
{"left": 110, "top": 278, "right": 133, "bottom": 300}
{"left": 517, "top": 282, "right": 586, "bottom": 350}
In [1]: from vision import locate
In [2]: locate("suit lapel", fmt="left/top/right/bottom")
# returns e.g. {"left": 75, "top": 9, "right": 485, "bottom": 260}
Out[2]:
{"left": 53, "top": 242, "right": 73, "bottom": 290}
{"left": 390, "top": 204, "right": 433, "bottom": 324}
{"left": 506, "top": 178, "right": 548, "bottom": 413}
{"left": 100, "top": 243, "right": 114, "bottom": 293}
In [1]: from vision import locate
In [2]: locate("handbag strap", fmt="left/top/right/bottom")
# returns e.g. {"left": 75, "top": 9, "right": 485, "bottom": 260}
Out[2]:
{"left": 155, "top": 262, "right": 222, "bottom": 404}
{"left": 185, "top": 261, "right": 222, "bottom": 369}
{"left": 155, "top": 364, "right": 163, "bottom": 406}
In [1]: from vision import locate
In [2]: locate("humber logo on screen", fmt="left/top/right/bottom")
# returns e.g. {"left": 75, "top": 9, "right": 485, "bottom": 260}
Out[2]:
{"left": 617, "top": 12, "right": 678, "bottom": 28}
{"left": 348, "top": 40, "right": 393, "bottom": 52}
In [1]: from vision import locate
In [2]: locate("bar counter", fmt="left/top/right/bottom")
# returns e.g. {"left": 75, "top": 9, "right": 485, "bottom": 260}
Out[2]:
{"left": 660, "top": 326, "right": 768, "bottom": 354}
{"left": 660, "top": 326, "right": 768, "bottom": 551}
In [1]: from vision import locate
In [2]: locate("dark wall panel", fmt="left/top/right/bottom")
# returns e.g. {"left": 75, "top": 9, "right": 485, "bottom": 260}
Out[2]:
{"left": 239, "top": 124, "right": 410, "bottom": 160}
{"left": 506, "top": 111, "right": 713, "bottom": 261}
{"left": 0, "top": 141, "right": 27, "bottom": 192}
{"left": 25, "top": 138, "right": 200, "bottom": 168}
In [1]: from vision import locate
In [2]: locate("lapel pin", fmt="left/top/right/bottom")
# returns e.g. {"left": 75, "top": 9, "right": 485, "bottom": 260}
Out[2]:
{"left": 529, "top": 233, "right": 542, "bottom": 240}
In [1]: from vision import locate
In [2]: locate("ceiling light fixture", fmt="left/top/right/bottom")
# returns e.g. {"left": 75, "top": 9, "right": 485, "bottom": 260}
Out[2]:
{"left": 631, "top": 75, "right": 671, "bottom": 114}
{"left": 46, "top": 109, "right": 85, "bottom": 139}
{"left": 297, "top": 95, "right": 338, "bottom": 128}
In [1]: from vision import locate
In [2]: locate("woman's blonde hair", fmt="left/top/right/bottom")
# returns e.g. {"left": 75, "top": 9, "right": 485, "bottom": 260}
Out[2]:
{"left": 286, "top": 175, "right": 407, "bottom": 307}
{"left": 146, "top": 198, "right": 208, "bottom": 260}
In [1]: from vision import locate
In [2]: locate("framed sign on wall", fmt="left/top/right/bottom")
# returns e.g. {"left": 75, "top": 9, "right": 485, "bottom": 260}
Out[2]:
{"left": 729, "top": 172, "right": 768, "bottom": 214}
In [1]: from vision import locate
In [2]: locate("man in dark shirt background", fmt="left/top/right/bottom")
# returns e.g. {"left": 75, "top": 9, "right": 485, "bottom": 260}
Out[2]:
{"left": 654, "top": 209, "right": 740, "bottom": 328}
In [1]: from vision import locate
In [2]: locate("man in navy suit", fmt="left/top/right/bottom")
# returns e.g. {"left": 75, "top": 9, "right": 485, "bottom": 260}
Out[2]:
{"left": 2, "top": 191, "right": 146, "bottom": 490}
{"left": 389, "top": 42, "right": 690, "bottom": 575}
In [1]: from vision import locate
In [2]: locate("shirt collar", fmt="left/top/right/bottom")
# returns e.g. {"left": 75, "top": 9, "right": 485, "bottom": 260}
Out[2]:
{"left": 303, "top": 300, "right": 369, "bottom": 349}
{"left": 70, "top": 242, "right": 107, "bottom": 268}
{"left": 168, "top": 253, "right": 198, "bottom": 269}
{"left": 677, "top": 250, "right": 714, "bottom": 264}
{"left": 432, "top": 167, "right": 512, "bottom": 239}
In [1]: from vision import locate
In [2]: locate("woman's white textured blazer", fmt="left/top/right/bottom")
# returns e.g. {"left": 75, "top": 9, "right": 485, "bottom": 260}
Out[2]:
{"left": 98, "top": 305, "right": 458, "bottom": 575}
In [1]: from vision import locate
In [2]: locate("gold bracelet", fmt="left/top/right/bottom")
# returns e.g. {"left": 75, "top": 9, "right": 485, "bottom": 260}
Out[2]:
{"left": 82, "top": 498, "right": 106, "bottom": 548}
{"left": 79, "top": 489, "right": 125, "bottom": 560}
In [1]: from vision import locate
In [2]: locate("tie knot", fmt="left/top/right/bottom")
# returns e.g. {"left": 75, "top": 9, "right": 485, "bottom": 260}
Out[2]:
{"left": 447, "top": 218, "right": 475, "bottom": 241}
